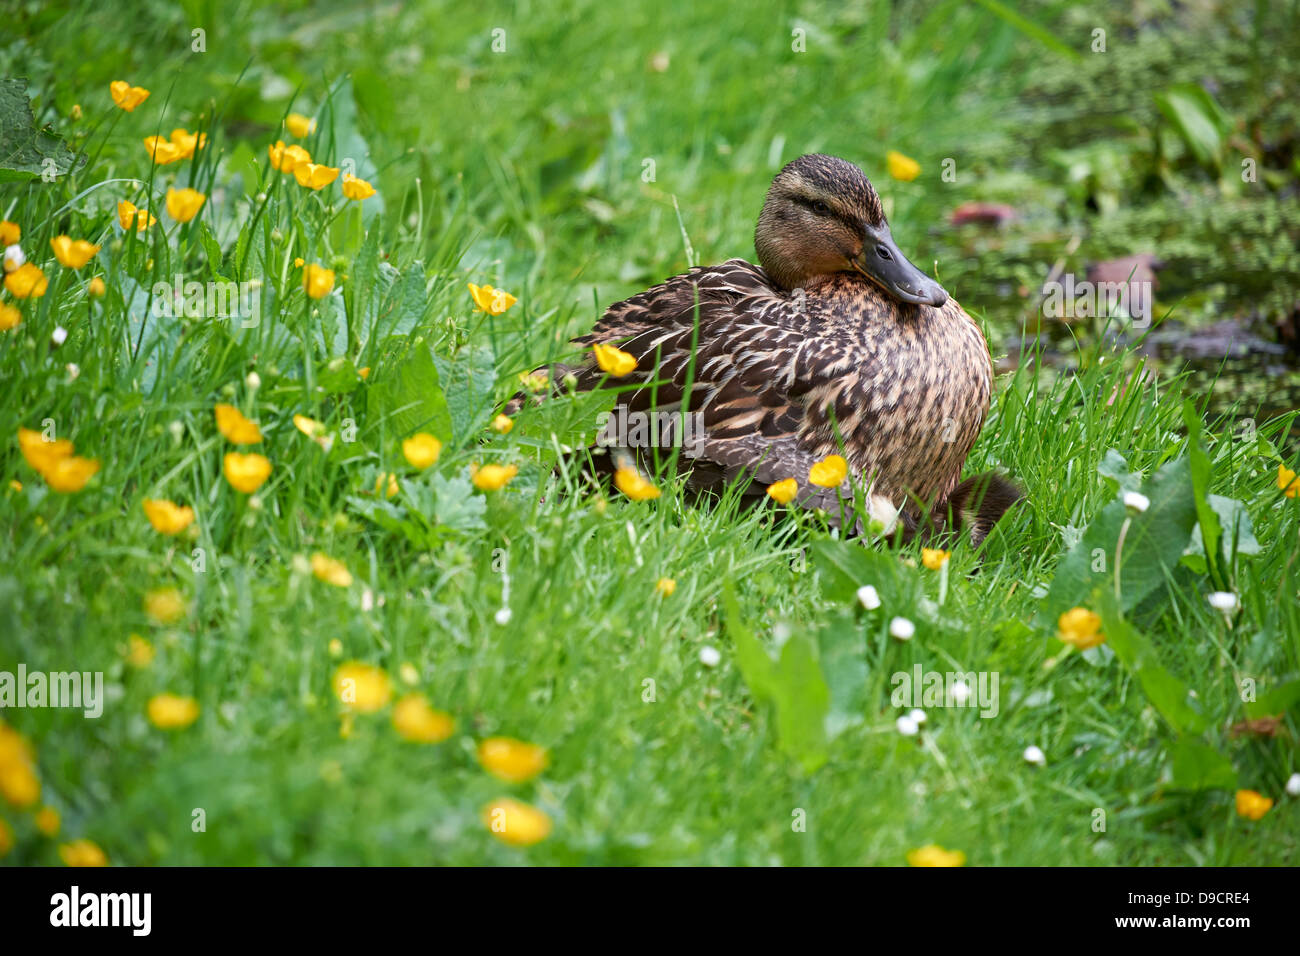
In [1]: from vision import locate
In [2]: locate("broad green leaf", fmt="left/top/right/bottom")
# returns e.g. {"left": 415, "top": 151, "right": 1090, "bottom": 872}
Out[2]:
{"left": 774, "top": 634, "right": 831, "bottom": 774}
{"left": 1098, "top": 593, "right": 1207, "bottom": 735}
{"left": 816, "top": 610, "right": 868, "bottom": 736}
{"left": 724, "top": 586, "right": 777, "bottom": 704}
{"left": 1045, "top": 456, "right": 1197, "bottom": 620}
{"left": 723, "top": 586, "right": 830, "bottom": 773}
{"left": 1153, "top": 84, "right": 1232, "bottom": 170}
{"left": 1181, "top": 401, "right": 1222, "bottom": 587}
{"left": 1245, "top": 678, "right": 1300, "bottom": 720}
{"left": 810, "top": 538, "right": 914, "bottom": 608}
{"left": 1168, "top": 738, "right": 1237, "bottom": 792}
{"left": 435, "top": 344, "right": 498, "bottom": 446}
{"left": 0, "top": 78, "right": 85, "bottom": 182}
{"left": 367, "top": 343, "right": 452, "bottom": 442}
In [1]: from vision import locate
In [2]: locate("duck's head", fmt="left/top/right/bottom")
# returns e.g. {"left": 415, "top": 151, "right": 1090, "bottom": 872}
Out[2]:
{"left": 754, "top": 153, "right": 948, "bottom": 307}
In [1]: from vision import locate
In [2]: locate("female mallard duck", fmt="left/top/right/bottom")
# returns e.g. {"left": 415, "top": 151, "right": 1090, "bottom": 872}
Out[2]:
{"left": 516, "top": 153, "right": 1019, "bottom": 544}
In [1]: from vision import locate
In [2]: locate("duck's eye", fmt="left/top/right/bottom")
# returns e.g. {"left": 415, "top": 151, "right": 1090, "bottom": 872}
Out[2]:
{"left": 812, "top": 200, "right": 831, "bottom": 214}
{"left": 876, "top": 245, "right": 893, "bottom": 262}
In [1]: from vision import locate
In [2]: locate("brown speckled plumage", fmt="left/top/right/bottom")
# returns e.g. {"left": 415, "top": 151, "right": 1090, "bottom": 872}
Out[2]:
{"left": 512, "top": 154, "right": 1013, "bottom": 537}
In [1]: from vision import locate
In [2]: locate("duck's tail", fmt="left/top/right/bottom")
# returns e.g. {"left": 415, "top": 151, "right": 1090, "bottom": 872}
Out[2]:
{"left": 899, "top": 471, "right": 1023, "bottom": 549}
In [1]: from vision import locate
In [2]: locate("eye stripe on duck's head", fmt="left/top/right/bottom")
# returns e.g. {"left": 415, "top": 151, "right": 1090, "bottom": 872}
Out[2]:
{"left": 775, "top": 154, "right": 886, "bottom": 228}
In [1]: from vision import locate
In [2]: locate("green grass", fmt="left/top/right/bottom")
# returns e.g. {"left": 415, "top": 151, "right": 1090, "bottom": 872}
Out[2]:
{"left": 1, "top": 0, "right": 1297, "bottom": 865}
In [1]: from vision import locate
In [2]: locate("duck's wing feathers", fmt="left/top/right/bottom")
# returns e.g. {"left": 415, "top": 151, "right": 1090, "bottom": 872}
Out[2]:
{"left": 571, "top": 259, "right": 860, "bottom": 498}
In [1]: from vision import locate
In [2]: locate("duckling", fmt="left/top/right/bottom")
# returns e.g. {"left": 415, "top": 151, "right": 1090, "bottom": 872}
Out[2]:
{"left": 514, "top": 154, "right": 1019, "bottom": 544}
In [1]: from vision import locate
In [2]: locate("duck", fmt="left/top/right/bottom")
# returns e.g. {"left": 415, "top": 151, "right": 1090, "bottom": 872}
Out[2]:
{"left": 512, "top": 153, "right": 1020, "bottom": 545}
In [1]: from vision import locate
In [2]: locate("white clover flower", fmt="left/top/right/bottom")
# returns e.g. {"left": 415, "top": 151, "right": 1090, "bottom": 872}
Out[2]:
{"left": 1123, "top": 491, "right": 1150, "bottom": 514}
{"left": 699, "top": 645, "right": 721, "bottom": 668}
{"left": 896, "top": 715, "right": 919, "bottom": 737}
{"left": 1207, "top": 591, "right": 1239, "bottom": 613}
{"left": 908, "top": 708, "right": 927, "bottom": 726}
{"left": 494, "top": 607, "right": 512, "bottom": 625}
{"left": 3, "top": 244, "right": 25, "bottom": 272}
{"left": 889, "top": 616, "right": 915, "bottom": 641}
{"left": 856, "top": 585, "right": 881, "bottom": 610}
{"left": 1286, "top": 773, "right": 1300, "bottom": 797}
{"left": 65, "top": 363, "right": 80, "bottom": 380}
{"left": 361, "top": 589, "right": 375, "bottom": 612}
{"left": 1023, "top": 745, "right": 1046, "bottom": 766}
{"left": 246, "top": 371, "right": 262, "bottom": 390}
{"left": 51, "top": 326, "right": 68, "bottom": 346}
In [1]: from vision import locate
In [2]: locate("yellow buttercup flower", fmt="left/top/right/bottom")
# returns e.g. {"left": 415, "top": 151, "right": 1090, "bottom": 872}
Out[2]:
{"left": 166, "top": 187, "right": 206, "bottom": 223}
{"left": 223, "top": 452, "right": 272, "bottom": 493}
{"left": 1235, "top": 789, "right": 1273, "bottom": 821}
{"left": 341, "top": 173, "right": 376, "bottom": 200}
{"left": 518, "top": 369, "right": 549, "bottom": 392}
{"left": 125, "top": 634, "right": 155, "bottom": 668}
{"left": 311, "top": 553, "right": 353, "bottom": 588}
{"left": 268, "top": 140, "right": 311, "bottom": 173}
{"left": 921, "top": 548, "right": 950, "bottom": 570}
{"left": 1278, "top": 464, "right": 1299, "bottom": 499}
{"left": 886, "top": 150, "right": 921, "bottom": 182}
{"left": 117, "top": 200, "right": 155, "bottom": 232}
{"left": 906, "top": 844, "right": 966, "bottom": 867}
{"left": 147, "top": 693, "right": 200, "bottom": 730}
{"left": 34, "top": 806, "right": 61, "bottom": 837}
{"left": 0, "top": 221, "right": 19, "bottom": 245}
{"left": 144, "top": 587, "right": 188, "bottom": 625}
{"left": 1057, "top": 607, "right": 1105, "bottom": 650}
{"left": 615, "top": 466, "right": 660, "bottom": 501}
{"left": 655, "top": 577, "right": 676, "bottom": 597}
{"left": 168, "top": 128, "right": 207, "bottom": 159}
{"left": 143, "top": 498, "right": 195, "bottom": 535}
{"left": 490, "top": 414, "right": 514, "bottom": 435}
{"left": 143, "top": 135, "right": 184, "bottom": 165}
{"left": 109, "top": 80, "right": 149, "bottom": 112}
{"left": 332, "top": 662, "right": 392, "bottom": 713}
{"left": 0, "top": 304, "right": 20, "bottom": 331}
{"left": 50, "top": 236, "right": 100, "bottom": 269}
{"left": 43, "top": 456, "right": 100, "bottom": 493}
{"left": 402, "top": 433, "right": 442, "bottom": 469}
{"left": 18, "top": 428, "right": 72, "bottom": 475}
{"left": 468, "top": 283, "right": 517, "bottom": 315}
{"left": 478, "top": 737, "right": 549, "bottom": 783}
{"left": 392, "top": 694, "right": 455, "bottom": 743}
{"left": 593, "top": 342, "right": 637, "bottom": 377}
{"left": 214, "top": 404, "right": 263, "bottom": 444}
{"left": 59, "top": 839, "right": 108, "bottom": 867}
{"left": 483, "top": 798, "right": 552, "bottom": 847}
{"left": 808, "top": 454, "right": 848, "bottom": 488}
{"left": 4, "top": 263, "right": 47, "bottom": 298}
{"left": 0, "top": 723, "right": 40, "bottom": 808}
{"left": 292, "top": 162, "right": 340, "bottom": 190}
{"left": 472, "top": 463, "right": 518, "bottom": 491}
{"left": 767, "top": 478, "right": 798, "bottom": 505}
{"left": 374, "top": 472, "right": 400, "bottom": 498}
{"left": 285, "top": 113, "right": 315, "bottom": 138}
{"left": 293, "top": 414, "right": 325, "bottom": 437}
{"left": 303, "top": 264, "right": 335, "bottom": 298}
{"left": 87, "top": 277, "right": 106, "bottom": 297}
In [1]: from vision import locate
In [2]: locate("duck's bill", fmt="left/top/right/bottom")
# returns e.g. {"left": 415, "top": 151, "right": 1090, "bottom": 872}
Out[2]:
{"left": 854, "top": 230, "right": 948, "bottom": 308}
